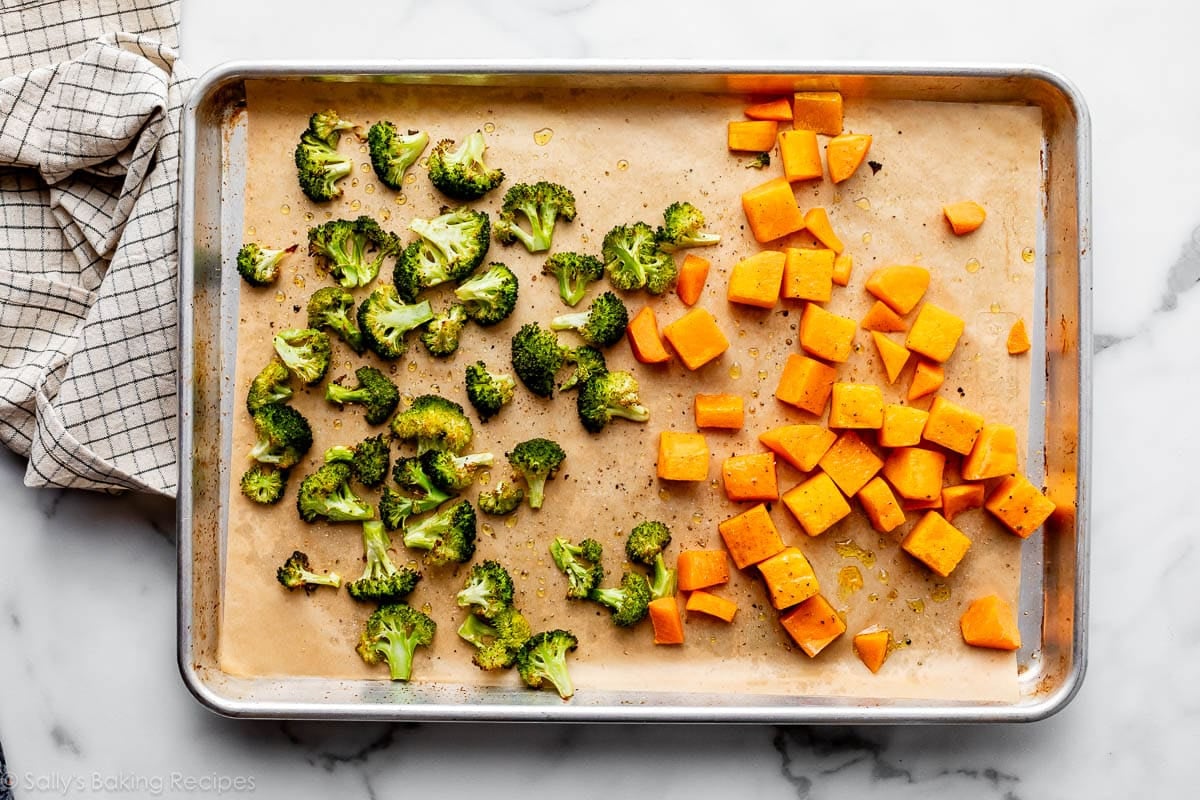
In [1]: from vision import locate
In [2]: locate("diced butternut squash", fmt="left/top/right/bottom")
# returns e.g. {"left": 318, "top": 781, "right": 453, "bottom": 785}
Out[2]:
{"left": 779, "top": 594, "right": 846, "bottom": 657}
{"left": 985, "top": 474, "right": 1056, "bottom": 538}
{"left": 827, "top": 133, "right": 873, "bottom": 184}
{"left": 943, "top": 201, "right": 987, "bottom": 235}
{"left": 852, "top": 627, "right": 891, "bottom": 673}
{"left": 831, "top": 253, "right": 853, "bottom": 286}
{"left": 782, "top": 472, "right": 852, "bottom": 536}
{"left": 857, "top": 476, "right": 905, "bottom": 533}
{"left": 626, "top": 305, "right": 672, "bottom": 364}
{"left": 960, "top": 595, "right": 1021, "bottom": 650}
{"left": 905, "top": 303, "right": 965, "bottom": 364}
{"left": 865, "top": 266, "right": 930, "bottom": 315}
{"left": 828, "top": 382, "right": 884, "bottom": 430}
{"left": 744, "top": 97, "right": 793, "bottom": 121}
{"left": 781, "top": 247, "right": 835, "bottom": 303}
{"left": 817, "top": 430, "right": 883, "bottom": 497}
{"left": 677, "top": 550, "right": 730, "bottom": 592}
{"left": 722, "top": 452, "right": 780, "bottom": 503}
{"left": 758, "top": 546, "right": 821, "bottom": 609}
{"left": 728, "top": 120, "right": 779, "bottom": 152}
{"left": 694, "top": 393, "right": 744, "bottom": 430}
{"left": 779, "top": 129, "right": 823, "bottom": 182}
{"left": 861, "top": 301, "right": 906, "bottom": 333}
{"left": 803, "top": 207, "right": 844, "bottom": 253}
{"left": 718, "top": 503, "right": 787, "bottom": 569}
{"left": 758, "top": 424, "right": 837, "bottom": 472}
{"left": 923, "top": 396, "right": 985, "bottom": 455}
{"left": 685, "top": 590, "right": 738, "bottom": 622}
{"left": 870, "top": 331, "right": 911, "bottom": 385}
{"left": 879, "top": 404, "right": 930, "bottom": 448}
{"left": 961, "top": 423, "right": 1018, "bottom": 481}
{"left": 901, "top": 511, "right": 971, "bottom": 577}
{"left": 657, "top": 431, "right": 710, "bottom": 482}
{"left": 648, "top": 596, "right": 684, "bottom": 645}
{"left": 662, "top": 307, "right": 730, "bottom": 370}
{"left": 792, "top": 91, "right": 843, "bottom": 136}
{"left": 676, "top": 253, "right": 710, "bottom": 307}
{"left": 742, "top": 177, "right": 806, "bottom": 243}
{"left": 728, "top": 250, "right": 786, "bottom": 308}
{"left": 901, "top": 495, "right": 943, "bottom": 511}
{"left": 907, "top": 360, "right": 945, "bottom": 401}
{"left": 774, "top": 353, "right": 837, "bottom": 415}
{"left": 1007, "top": 318, "right": 1031, "bottom": 355}
{"left": 942, "top": 483, "right": 986, "bottom": 522}
{"left": 882, "top": 446, "right": 946, "bottom": 501}
{"left": 799, "top": 302, "right": 857, "bottom": 363}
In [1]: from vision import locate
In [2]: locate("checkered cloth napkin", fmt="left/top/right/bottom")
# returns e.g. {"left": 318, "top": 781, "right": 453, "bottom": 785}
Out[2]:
{"left": 0, "top": 0, "right": 190, "bottom": 496}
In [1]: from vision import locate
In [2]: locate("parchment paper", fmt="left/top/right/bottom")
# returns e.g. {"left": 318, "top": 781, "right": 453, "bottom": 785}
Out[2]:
{"left": 218, "top": 79, "right": 1042, "bottom": 702}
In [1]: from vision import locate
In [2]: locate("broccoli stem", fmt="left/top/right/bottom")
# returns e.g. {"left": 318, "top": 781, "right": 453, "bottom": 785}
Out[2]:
{"left": 298, "top": 568, "right": 340, "bottom": 588}
{"left": 374, "top": 631, "right": 418, "bottom": 681}
{"left": 326, "top": 383, "right": 370, "bottom": 405}
{"left": 528, "top": 648, "right": 574, "bottom": 699}
{"left": 457, "top": 614, "right": 497, "bottom": 648}
{"left": 549, "top": 311, "right": 589, "bottom": 332}
{"left": 324, "top": 445, "right": 355, "bottom": 463}
{"left": 362, "top": 521, "right": 397, "bottom": 580}
{"left": 649, "top": 553, "right": 677, "bottom": 599}
{"left": 525, "top": 477, "right": 549, "bottom": 510}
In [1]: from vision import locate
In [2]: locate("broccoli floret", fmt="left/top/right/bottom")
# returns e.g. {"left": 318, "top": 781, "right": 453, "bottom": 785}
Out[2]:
{"left": 391, "top": 456, "right": 456, "bottom": 507}
{"left": 346, "top": 520, "right": 422, "bottom": 603}
{"left": 367, "top": 121, "right": 429, "bottom": 190}
{"left": 601, "top": 222, "right": 677, "bottom": 295}
{"left": 589, "top": 572, "right": 652, "bottom": 627}
{"left": 577, "top": 370, "right": 650, "bottom": 434}
{"left": 296, "top": 462, "right": 375, "bottom": 523}
{"left": 456, "top": 559, "right": 514, "bottom": 619}
{"left": 272, "top": 328, "right": 332, "bottom": 385}
{"left": 542, "top": 251, "right": 604, "bottom": 307}
{"left": 656, "top": 201, "right": 721, "bottom": 252}
{"left": 237, "top": 242, "right": 297, "bottom": 287}
{"left": 307, "top": 286, "right": 365, "bottom": 353}
{"left": 390, "top": 394, "right": 474, "bottom": 454}
{"left": 427, "top": 131, "right": 504, "bottom": 200}
{"left": 420, "top": 303, "right": 468, "bottom": 358}
{"left": 294, "top": 122, "right": 354, "bottom": 202}
{"left": 240, "top": 463, "right": 287, "bottom": 504}
{"left": 276, "top": 550, "right": 340, "bottom": 593}
{"left": 746, "top": 152, "right": 771, "bottom": 169}
{"left": 379, "top": 486, "right": 448, "bottom": 531}
{"left": 307, "top": 110, "right": 356, "bottom": 146}
{"left": 402, "top": 499, "right": 477, "bottom": 566}
{"left": 394, "top": 207, "right": 491, "bottom": 300}
{"left": 420, "top": 449, "right": 494, "bottom": 493}
{"left": 248, "top": 403, "right": 313, "bottom": 468}
{"left": 626, "top": 520, "right": 676, "bottom": 600}
{"left": 477, "top": 481, "right": 524, "bottom": 516}
{"left": 308, "top": 216, "right": 400, "bottom": 290}
{"left": 327, "top": 433, "right": 390, "bottom": 488}
{"left": 458, "top": 606, "right": 533, "bottom": 671}
{"left": 510, "top": 323, "right": 565, "bottom": 399}
{"left": 559, "top": 345, "right": 607, "bottom": 392}
{"left": 454, "top": 262, "right": 518, "bottom": 326}
{"left": 507, "top": 437, "right": 565, "bottom": 510}
{"left": 246, "top": 358, "right": 293, "bottom": 413}
{"left": 550, "top": 291, "right": 629, "bottom": 348}
{"left": 324, "top": 367, "right": 398, "bottom": 427}
{"left": 357, "top": 284, "right": 435, "bottom": 359}
{"left": 324, "top": 445, "right": 354, "bottom": 463}
{"left": 549, "top": 536, "right": 604, "bottom": 600}
{"left": 493, "top": 181, "right": 577, "bottom": 253}
{"left": 357, "top": 603, "right": 436, "bottom": 681}
{"left": 464, "top": 361, "right": 515, "bottom": 421}
{"left": 516, "top": 630, "right": 578, "bottom": 699}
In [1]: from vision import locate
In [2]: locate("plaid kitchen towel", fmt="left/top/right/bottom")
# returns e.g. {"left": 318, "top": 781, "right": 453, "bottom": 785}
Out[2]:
{"left": 0, "top": 0, "right": 190, "bottom": 496}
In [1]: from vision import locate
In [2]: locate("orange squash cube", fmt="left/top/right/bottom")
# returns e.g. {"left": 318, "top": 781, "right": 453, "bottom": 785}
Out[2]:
{"left": 901, "top": 495, "right": 943, "bottom": 512}
{"left": 882, "top": 446, "right": 946, "bottom": 501}
{"left": 781, "top": 247, "right": 835, "bottom": 303}
{"left": 718, "top": 503, "right": 787, "bottom": 569}
{"left": 901, "top": 511, "right": 971, "bottom": 577}
{"left": 861, "top": 300, "right": 907, "bottom": 333}
{"left": 728, "top": 120, "right": 778, "bottom": 152}
{"left": 694, "top": 393, "right": 744, "bottom": 430}
{"left": 685, "top": 590, "right": 738, "bottom": 623}
{"left": 942, "top": 483, "right": 986, "bottom": 522}
{"left": 803, "top": 207, "right": 845, "bottom": 253}
{"left": 779, "top": 594, "right": 846, "bottom": 657}
{"left": 1007, "top": 318, "right": 1032, "bottom": 355}
{"left": 961, "top": 423, "right": 1019, "bottom": 481}
{"left": 779, "top": 129, "right": 823, "bottom": 182}
{"left": 870, "top": 331, "right": 911, "bottom": 385}
{"left": 943, "top": 201, "right": 987, "bottom": 235}
{"left": 985, "top": 474, "right": 1056, "bottom": 538}
{"left": 676, "top": 253, "right": 711, "bottom": 307}
{"left": 831, "top": 253, "right": 853, "bottom": 287}
{"left": 906, "top": 303, "right": 965, "bottom": 363}
{"left": 865, "top": 266, "right": 931, "bottom": 315}
{"left": 817, "top": 430, "right": 882, "bottom": 497}
{"left": 648, "top": 596, "right": 685, "bottom": 644}
{"left": 757, "top": 546, "right": 821, "bottom": 610}
{"left": 827, "top": 133, "right": 872, "bottom": 184}
{"left": 828, "top": 382, "right": 885, "bottom": 430}
{"left": 677, "top": 550, "right": 730, "bottom": 592}
{"left": 782, "top": 472, "right": 852, "bottom": 536}
{"left": 852, "top": 626, "right": 891, "bottom": 673}
{"left": 775, "top": 353, "right": 837, "bottom": 416}
{"left": 923, "top": 396, "right": 985, "bottom": 455}
{"left": 907, "top": 360, "right": 945, "bottom": 401}
{"left": 758, "top": 424, "right": 837, "bottom": 472}
{"left": 662, "top": 307, "right": 730, "bottom": 370}
{"left": 657, "top": 431, "right": 709, "bottom": 482}
{"left": 800, "top": 303, "right": 857, "bottom": 363}
{"left": 727, "top": 250, "right": 786, "bottom": 308}
{"left": 626, "top": 305, "right": 672, "bottom": 364}
{"left": 792, "top": 91, "right": 843, "bottom": 136}
{"left": 960, "top": 595, "right": 1021, "bottom": 650}
{"left": 878, "top": 404, "right": 930, "bottom": 448}
{"left": 857, "top": 476, "right": 906, "bottom": 533}
{"left": 722, "top": 452, "right": 779, "bottom": 503}
{"left": 744, "top": 97, "right": 793, "bottom": 121}
{"left": 742, "top": 177, "right": 806, "bottom": 243}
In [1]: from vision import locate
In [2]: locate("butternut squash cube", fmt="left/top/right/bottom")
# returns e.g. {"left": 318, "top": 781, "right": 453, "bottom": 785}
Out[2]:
{"left": 905, "top": 303, "right": 965, "bottom": 363}
{"left": 831, "top": 253, "right": 853, "bottom": 287}
{"left": 942, "top": 201, "right": 987, "bottom": 235}
{"left": 774, "top": 353, "right": 837, "bottom": 416}
{"left": 861, "top": 300, "right": 907, "bottom": 333}
{"left": 662, "top": 307, "right": 730, "bottom": 370}
{"left": 879, "top": 404, "right": 930, "bottom": 448}
{"left": 657, "top": 431, "right": 709, "bottom": 482}
{"left": 828, "top": 382, "right": 884, "bottom": 430}
{"left": 718, "top": 503, "right": 786, "bottom": 569}
{"left": 923, "top": 396, "right": 985, "bottom": 455}
{"left": 800, "top": 302, "right": 857, "bottom": 363}
{"left": 779, "top": 594, "right": 846, "bottom": 657}
{"left": 907, "top": 360, "right": 945, "bottom": 401}
{"left": 728, "top": 250, "right": 786, "bottom": 308}
{"left": 865, "top": 266, "right": 931, "bottom": 315}
{"left": 985, "top": 474, "right": 1056, "bottom": 538}
{"left": 901, "top": 511, "right": 971, "bottom": 577}
{"left": 942, "top": 483, "right": 986, "bottom": 522}
{"left": 742, "top": 177, "right": 806, "bottom": 243}
{"left": 694, "top": 393, "right": 744, "bottom": 430}
{"left": 779, "top": 129, "right": 823, "bottom": 182}
{"left": 803, "top": 207, "right": 845, "bottom": 253}
{"left": 960, "top": 595, "right": 1021, "bottom": 650}
{"left": 818, "top": 430, "right": 883, "bottom": 496}
{"left": 870, "top": 331, "right": 911, "bottom": 385}
{"left": 852, "top": 626, "right": 891, "bottom": 673}
{"left": 721, "top": 451, "right": 779, "bottom": 503}
{"left": 961, "top": 423, "right": 1019, "bottom": 481}
{"left": 1007, "top": 318, "right": 1032, "bottom": 355}
{"left": 728, "top": 120, "right": 778, "bottom": 152}
{"left": 626, "top": 305, "right": 672, "bottom": 364}
{"left": 685, "top": 590, "right": 738, "bottom": 623}
{"left": 677, "top": 550, "right": 730, "bottom": 591}
{"left": 744, "top": 97, "right": 793, "bottom": 121}
{"left": 758, "top": 546, "right": 821, "bottom": 610}
{"left": 758, "top": 424, "right": 837, "bottom": 472}
{"left": 648, "top": 596, "right": 685, "bottom": 645}
{"left": 781, "top": 247, "right": 835, "bottom": 303}
{"left": 827, "top": 133, "right": 873, "bottom": 184}
{"left": 882, "top": 446, "right": 946, "bottom": 501}
{"left": 857, "top": 476, "right": 906, "bottom": 533}
{"left": 792, "top": 91, "right": 843, "bottom": 136}
{"left": 782, "top": 472, "right": 852, "bottom": 537}
{"left": 901, "top": 495, "right": 942, "bottom": 512}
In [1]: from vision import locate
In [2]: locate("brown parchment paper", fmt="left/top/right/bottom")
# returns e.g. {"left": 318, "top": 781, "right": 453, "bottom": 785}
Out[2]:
{"left": 218, "top": 79, "right": 1042, "bottom": 703}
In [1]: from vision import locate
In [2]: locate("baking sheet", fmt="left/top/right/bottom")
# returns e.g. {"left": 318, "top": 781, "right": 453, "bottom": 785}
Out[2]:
{"left": 217, "top": 79, "right": 1041, "bottom": 702}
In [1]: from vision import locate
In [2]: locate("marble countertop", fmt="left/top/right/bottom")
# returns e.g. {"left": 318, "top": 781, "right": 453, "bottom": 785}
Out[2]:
{"left": 2, "top": 0, "right": 1196, "bottom": 797}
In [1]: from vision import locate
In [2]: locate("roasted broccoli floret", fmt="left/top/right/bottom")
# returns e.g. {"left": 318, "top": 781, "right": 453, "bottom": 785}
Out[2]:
{"left": 454, "top": 262, "right": 518, "bottom": 326}
{"left": 602, "top": 222, "right": 677, "bottom": 295}
{"left": 357, "top": 284, "right": 435, "bottom": 359}
{"left": 246, "top": 358, "right": 293, "bottom": 413}
{"left": 307, "top": 286, "right": 364, "bottom": 353}
{"left": 357, "top": 603, "right": 436, "bottom": 682}
{"left": 550, "top": 291, "right": 629, "bottom": 348}
{"left": 276, "top": 550, "right": 340, "bottom": 593}
{"left": 464, "top": 361, "right": 515, "bottom": 421}
{"left": 559, "top": 345, "right": 607, "bottom": 392}
{"left": 240, "top": 463, "right": 287, "bottom": 504}
{"left": 308, "top": 216, "right": 400, "bottom": 289}
{"left": 367, "top": 121, "right": 429, "bottom": 190}
{"left": 493, "top": 181, "right": 577, "bottom": 253}
{"left": 427, "top": 131, "right": 505, "bottom": 200}
{"left": 248, "top": 403, "right": 313, "bottom": 468}
{"left": 458, "top": 606, "right": 533, "bottom": 671}
{"left": 272, "top": 328, "right": 332, "bottom": 385}
{"left": 420, "top": 303, "right": 468, "bottom": 358}
{"left": 549, "top": 536, "right": 605, "bottom": 600}
{"left": 391, "top": 456, "right": 456, "bottom": 506}
{"left": 516, "top": 630, "right": 578, "bottom": 699}
{"left": 390, "top": 394, "right": 474, "bottom": 454}
{"left": 296, "top": 462, "right": 375, "bottom": 523}
{"left": 379, "top": 486, "right": 449, "bottom": 531}
{"left": 477, "top": 481, "right": 524, "bottom": 516}
{"left": 324, "top": 365, "right": 400, "bottom": 426}
{"left": 307, "top": 110, "right": 356, "bottom": 146}
{"left": 589, "top": 572, "right": 652, "bottom": 627}
{"left": 626, "top": 520, "right": 676, "bottom": 600}
{"left": 577, "top": 370, "right": 650, "bottom": 433}
{"left": 402, "top": 499, "right": 477, "bottom": 566}
{"left": 656, "top": 201, "right": 721, "bottom": 252}
{"left": 326, "top": 434, "right": 390, "bottom": 488}
{"left": 394, "top": 207, "right": 491, "bottom": 300}
{"left": 746, "top": 152, "right": 771, "bottom": 170}
{"left": 542, "top": 251, "right": 604, "bottom": 307}
{"left": 346, "top": 520, "right": 422, "bottom": 603}
{"left": 510, "top": 323, "right": 565, "bottom": 399}
{"left": 294, "top": 112, "right": 355, "bottom": 202}
{"left": 456, "top": 559, "right": 515, "bottom": 619}
{"left": 237, "top": 242, "right": 297, "bottom": 287}
{"left": 506, "top": 437, "right": 565, "bottom": 510}
{"left": 420, "top": 449, "right": 494, "bottom": 493}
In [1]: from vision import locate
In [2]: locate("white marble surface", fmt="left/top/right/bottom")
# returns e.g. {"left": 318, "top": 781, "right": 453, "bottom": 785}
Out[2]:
{"left": 2, "top": 0, "right": 1197, "bottom": 796}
